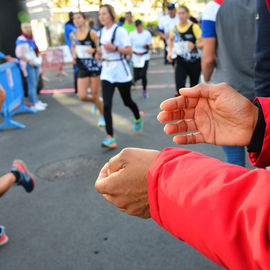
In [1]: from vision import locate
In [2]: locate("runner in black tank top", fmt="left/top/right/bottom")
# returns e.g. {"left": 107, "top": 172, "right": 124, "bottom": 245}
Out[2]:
{"left": 71, "top": 12, "right": 105, "bottom": 127}
{"left": 167, "top": 6, "right": 203, "bottom": 96}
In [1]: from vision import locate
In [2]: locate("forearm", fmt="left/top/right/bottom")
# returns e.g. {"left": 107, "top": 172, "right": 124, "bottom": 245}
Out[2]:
{"left": 157, "top": 32, "right": 167, "bottom": 40}
{"left": 148, "top": 148, "right": 270, "bottom": 269}
{"left": 117, "top": 46, "right": 132, "bottom": 55}
{"left": 201, "top": 54, "right": 216, "bottom": 82}
{"left": 168, "top": 39, "right": 173, "bottom": 55}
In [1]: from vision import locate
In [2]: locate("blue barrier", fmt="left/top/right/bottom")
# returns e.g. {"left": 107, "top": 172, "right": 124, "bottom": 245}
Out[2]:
{"left": 0, "top": 62, "right": 36, "bottom": 130}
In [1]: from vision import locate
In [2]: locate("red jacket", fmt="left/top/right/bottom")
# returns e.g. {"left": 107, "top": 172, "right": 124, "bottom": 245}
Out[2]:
{"left": 147, "top": 98, "right": 270, "bottom": 269}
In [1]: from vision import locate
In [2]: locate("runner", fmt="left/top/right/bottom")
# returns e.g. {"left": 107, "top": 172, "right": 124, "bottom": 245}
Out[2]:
{"left": 130, "top": 19, "right": 153, "bottom": 98}
{"left": 167, "top": 5, "right": 202, "bottom": 96}
{"left": 97, "top": 4, "right": 144, "bottom": 148}
{"left": 70, "top": 12, "right": 105, "bottom": 127}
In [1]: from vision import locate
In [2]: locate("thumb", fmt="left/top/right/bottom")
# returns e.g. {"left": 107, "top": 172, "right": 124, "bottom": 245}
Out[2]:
{"left": 180, "top": 84, "right": 212, "bottom": 99}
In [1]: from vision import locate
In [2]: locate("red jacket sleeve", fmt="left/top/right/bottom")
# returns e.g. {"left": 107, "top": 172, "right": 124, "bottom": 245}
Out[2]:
{"left": 148, "top": 148, "right": 270, "bottom": 269}
{"left": 249, "top": 97, "right": 270, "bottom": 167}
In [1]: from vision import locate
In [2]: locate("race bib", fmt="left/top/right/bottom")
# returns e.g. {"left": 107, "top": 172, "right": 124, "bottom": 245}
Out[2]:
{"left": 173, "top": 41, "right": 190, "bottom": 56}
{"left": 132, "top": 54, "right": 146, "bottom": 68}
{"left": 76, "top": 45, "right": 92, "bottom": 59}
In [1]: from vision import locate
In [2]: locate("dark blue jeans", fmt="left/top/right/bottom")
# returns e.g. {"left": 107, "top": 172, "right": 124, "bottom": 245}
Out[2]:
{"left": 222, "top": 146, "right": 246, "bottom": 167}
{"left": 26, "top": 64, "right": 39, "bottom": 105}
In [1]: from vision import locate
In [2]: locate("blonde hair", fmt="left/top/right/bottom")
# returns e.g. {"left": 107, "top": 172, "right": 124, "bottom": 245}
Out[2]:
{"left": 100, "top": 4, "right": 116, "bottom": 22}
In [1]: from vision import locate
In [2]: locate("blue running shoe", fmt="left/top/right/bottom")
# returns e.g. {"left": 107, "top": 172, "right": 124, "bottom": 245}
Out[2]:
{"left": 10, "top": 160, "right": 35, "bottom": 193}
{"left": 101, "top": 135, "right": 117, "bottom": 148}
{"left": 0, "top": 226, "right": 8, "bottom": 246}
{"left": 134, "top": 111, "right": 144, "bottom": 132}
{"left": 98, "top": 115, "right": 105, "bottom": 127}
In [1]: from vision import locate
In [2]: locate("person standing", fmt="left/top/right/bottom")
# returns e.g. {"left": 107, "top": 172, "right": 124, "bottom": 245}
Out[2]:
{"left": 157, "top": 3, "right": 179, "bottom": 65}
{"left": 167, "top": 5, "right": 202, "bottom": 97}
{"left": 64, "top": 12, "right": 78, "bottom": 94}
{"left": 70, "top": 12, "right": 105, "bottom": 127}
{"left": 201, "top": 0, "right": 255, "bottom": 167}
{"left": 97, "top": 4, "right": 144, "bottom": 148}
{"left": 130, "top": 19, "right": 152, "bottom": 98}
{"left": 15, "top": 23, "right": 47, "bottom": 111}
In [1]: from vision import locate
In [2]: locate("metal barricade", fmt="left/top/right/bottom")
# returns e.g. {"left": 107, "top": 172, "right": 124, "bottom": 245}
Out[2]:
{"left": 0, "top": 62, "right": 35, "bottom": 130}
{"left": 41, "top": 48, "right": 67, "bottom": 77}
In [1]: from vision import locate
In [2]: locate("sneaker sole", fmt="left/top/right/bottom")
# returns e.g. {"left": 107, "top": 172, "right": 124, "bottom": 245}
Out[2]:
{"left": 135, "top": 111, "right": 144, "bottom": 132}
{"left": 12, "top": 160, "right": 36, "bottom": 192}
{"left": 101, "top": 143, "right": 117, "bottom": 148}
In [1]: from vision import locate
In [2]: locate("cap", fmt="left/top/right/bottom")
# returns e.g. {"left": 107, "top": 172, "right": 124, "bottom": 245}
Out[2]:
{"left": 167, "top": 3, "right": 175, "bottom": 9}
{"left": 135, "top": 19, "right": 142, "bottom": 26}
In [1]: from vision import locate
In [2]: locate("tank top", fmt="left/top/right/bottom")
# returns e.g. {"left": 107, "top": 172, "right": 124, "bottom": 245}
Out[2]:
{"left": 172, "top": 23, "right": 201, "bottom": 62}
{"left": 73, "top": 30, "right": 101, "bottom": 73}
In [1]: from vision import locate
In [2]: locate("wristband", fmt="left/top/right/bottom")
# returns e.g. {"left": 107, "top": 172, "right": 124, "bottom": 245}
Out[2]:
{"left": 115, "top": 46, "right": 118, "bottom": 52}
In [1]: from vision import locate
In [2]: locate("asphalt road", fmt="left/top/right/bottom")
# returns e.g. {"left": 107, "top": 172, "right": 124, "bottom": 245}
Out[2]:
{"left": 0, "top": 57, "right": 252, "bottom": 270}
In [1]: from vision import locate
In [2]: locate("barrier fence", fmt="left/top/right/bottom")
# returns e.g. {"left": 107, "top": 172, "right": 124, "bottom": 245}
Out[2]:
{"left": 41, "top": 48, "right": 67, "bottom": 77}
{"left": 0, "top": 62, "right": 35, "bottom": 130}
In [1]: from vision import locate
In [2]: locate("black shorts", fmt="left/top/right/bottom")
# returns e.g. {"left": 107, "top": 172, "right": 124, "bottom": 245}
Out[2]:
{"left": 77, "top": 69, "right": 101, "bottom": 78}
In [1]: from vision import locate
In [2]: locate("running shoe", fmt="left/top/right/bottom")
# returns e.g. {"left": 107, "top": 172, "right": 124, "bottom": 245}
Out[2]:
{"left": 92, "top": 104, "right": 98, "bottom": 115}
{"left": 0, "top": 226, "right": 8, "bottom": 247}
{"left": 98, "top": 115, "right": 106, "bottom": 127}
{"left": 142, "top": 91, "right": 148, "bottom": 99}
{"left": 101, "top": 135, "right": 117, "bottom": 148}
{"left": 10, "top": 160, "right": 35, "bottom": 193}
{"left": 134, "top": 111, "right": 144, "bottom": 132}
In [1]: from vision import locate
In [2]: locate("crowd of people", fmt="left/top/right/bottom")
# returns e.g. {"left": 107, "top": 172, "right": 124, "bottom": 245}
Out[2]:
{"left": 2, "top": 0, "right": 270, "bottom": 269}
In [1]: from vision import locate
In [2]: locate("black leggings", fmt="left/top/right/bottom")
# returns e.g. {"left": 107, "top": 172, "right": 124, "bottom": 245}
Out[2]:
{"left": 175, "top": 57, "right": 201, "bottom": 93}
{"left": 133, "top": 60, "right": 149, "bottom": 91}
{"left": 102, "top": 80, "right": 140, "bottom": 136}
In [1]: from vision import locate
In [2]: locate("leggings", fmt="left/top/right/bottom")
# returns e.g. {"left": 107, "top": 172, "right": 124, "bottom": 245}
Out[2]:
{"left": 102, "top": 80, "right": 140, "bottom": 136}
{"left": 175, "top": 56, "right": 201, "bottom": 93}
{"left": 133, "top": 60, "right": 149, "bottom": 91}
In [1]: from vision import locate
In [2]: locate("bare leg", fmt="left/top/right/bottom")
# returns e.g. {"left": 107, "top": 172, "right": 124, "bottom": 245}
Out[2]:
{"left": 90, "top": 76, "right": 103, "bottom": 115}
{"left": 0, "top": 85, "right": 6, "bottom": 111}
{"left": 0, "top": 173, "right": 16, "bottom": 197}
{"left": 77, "top": 77, "right": 94, "bottom": 102}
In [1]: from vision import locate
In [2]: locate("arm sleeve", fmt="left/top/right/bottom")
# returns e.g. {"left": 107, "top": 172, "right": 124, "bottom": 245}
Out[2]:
{"left": 148, "top": 147, "right": 270, "bottom": 269}
{"left": 248, "top": 97, "right": 270, "bottom": 167}
{"left": 201, "top": 1, "right": 221, "bottom": 38}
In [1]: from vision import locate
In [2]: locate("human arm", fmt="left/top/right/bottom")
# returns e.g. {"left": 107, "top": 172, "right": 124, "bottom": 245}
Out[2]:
{"left": 15, "top": 44, "right": 35, "bottom": 66}
{"left": 70, "top": 32, "right": 77, "bottom": 64}
{"left": 201, "top": 37, "right": 216, "bottom": 82}
{"left": 148, "top": 147, "right": 270, "bottom": 269}
{"left": 95, "top": 148, "right": 160, "bottom": 218}
{"left": 158, "top": 83, "right": 258, "bottom": 146}
{"left": 103, "top": 43, "right": 132, "bottom": 55}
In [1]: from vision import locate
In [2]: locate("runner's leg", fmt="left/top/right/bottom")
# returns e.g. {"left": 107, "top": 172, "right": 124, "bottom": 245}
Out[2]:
{"left": 117, "top": 82, "right": 140, "bottom": 120}
{"left": 89, "top": 76, "right": 103, "bottom": 115}
{"left": 102, "top": 80, "right": 115, "bottom": 136}
{"left": 175, "top": 57, "right": 188, "bottom": 94}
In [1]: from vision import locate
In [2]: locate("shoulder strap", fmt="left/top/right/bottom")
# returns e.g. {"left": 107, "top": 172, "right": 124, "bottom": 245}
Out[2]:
{"left": 111, "top": 26, "right": 119, "bottom": 44}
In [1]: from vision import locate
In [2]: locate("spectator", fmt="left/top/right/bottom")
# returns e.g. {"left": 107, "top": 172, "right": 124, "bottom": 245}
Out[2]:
{"left": 15, "top": 23, "right": 47, "bottom": 111}
{"left": 157, "top": 3, "right": 179, "bottom": 65}
{"left": 95, "top": 83, "right": 270, "bottom": 269}
{"left": 200, "top": 0, "right": 255, "bottom": 167}
{"left": 64, "top": 12, "right": 78, "bottom": 94}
